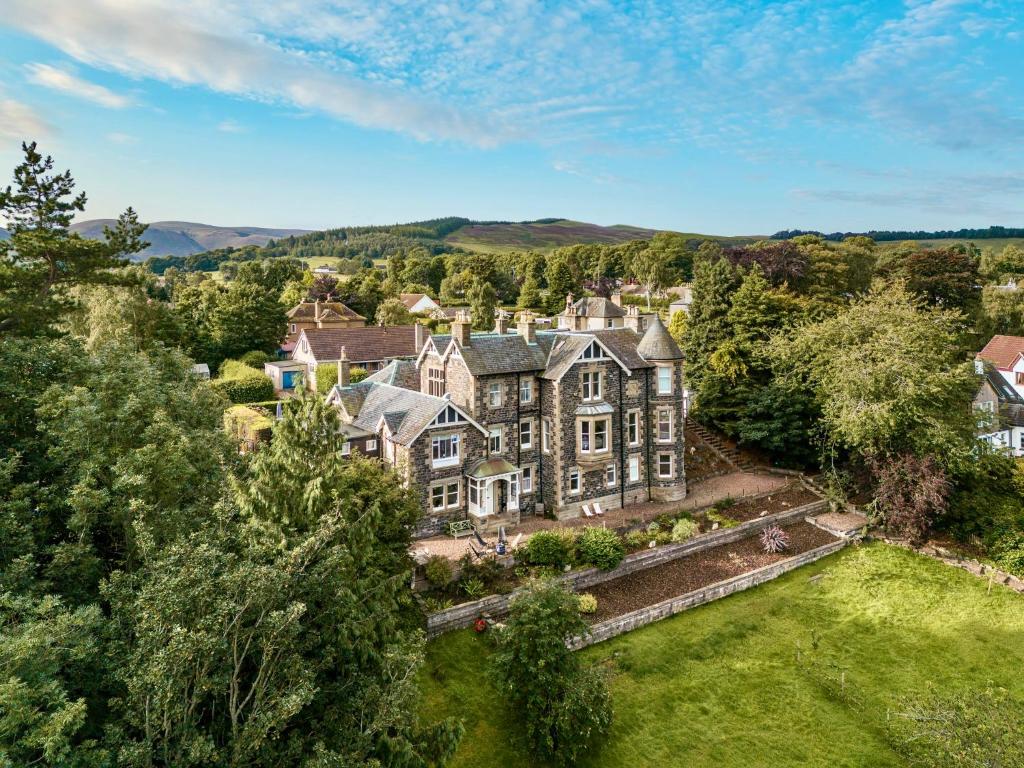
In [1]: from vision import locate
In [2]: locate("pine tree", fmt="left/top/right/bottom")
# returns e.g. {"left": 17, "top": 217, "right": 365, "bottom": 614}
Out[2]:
{"left": 682, "top": 253, "right": 735, "bottom": 395}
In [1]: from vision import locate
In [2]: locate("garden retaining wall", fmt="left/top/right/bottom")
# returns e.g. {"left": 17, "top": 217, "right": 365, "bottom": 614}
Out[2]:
{"left": 568, "top": 536, "right": 851, "bottom": 650}
{"left": 426, "top": 499, "right": 828, "bottom": 636}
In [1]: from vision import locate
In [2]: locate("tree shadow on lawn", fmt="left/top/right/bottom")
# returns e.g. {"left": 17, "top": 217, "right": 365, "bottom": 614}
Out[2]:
{"left": 421, "top": 544, "right": 1024, "bottom": 768}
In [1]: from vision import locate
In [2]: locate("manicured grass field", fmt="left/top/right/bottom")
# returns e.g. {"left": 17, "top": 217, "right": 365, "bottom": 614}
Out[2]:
{"left": 419, "top": 543, "right": 1024, "bottom": 767}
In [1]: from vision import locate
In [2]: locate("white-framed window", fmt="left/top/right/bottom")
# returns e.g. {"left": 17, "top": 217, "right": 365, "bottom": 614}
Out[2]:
{"left": 657, "top": 408, "right": 673, "bottom": 442}
{"left": 468, "top": 477, "right": 479, "bottom": 507}
{"left": 432, "top": 481, "right": 460, "bottom": 511}
{"left": 341, "top": 441, "right": 351, "bottom": 456}
{"left": 606, "top": 463, "right": 616, "bottom": 486}
{"left": 433, "top": 405, "right": 461, "bottom": 425}
{"left": 520, "top": 420, "right": 532, "bottom": 448}
{"left": 431, "top": 434, "right": 460, "bottom": 467}
{"left": 657, "top": 365, "right": 673, "bottom": 395}
{"left": 582, "top": 371, "right": 601, "bottom": 401}
{"left": 509, "top": 474, "right": 520, "bottom": 509}
{"left": 568, "top": 468, "right": 581, "bottom": 494}
{"left": 579, "top": 417, "right": 610, "bottom": 454}
{"left": 658, "top": 453, "right": 673, "bottom": 479}
{"left": 489, "top": 427, "right": 502, "bottom": 454}
{"left": 301, "top": 339, "right": 308, "bottom": 353}
{"left": 542, "top": 418, "right": 552, "bottom": 453}
{"left": 522, "top": 466, "right": 533, "bottom": 493}
{"left": 428, "top": 367, "right": 445, "bottom": 397}
{"left": 488, "top": 381, "right": 503, "bottom": 407}
{"left": 520, "top": 378, "right": 533, "bottom": 403}
{"left": 606, "top": 318, "right": 614, "bottom": 328}
{"left": 628, "top": 455, "right": 640, "bottom": 482}
{"left": 365, "top": 439, "right": 377, "bottom": 451}
{"left": 628, "top": 411, "right": 640, "bottom": 445}
{"left": 581, "top": 340, "right": 607, "bottom": 359}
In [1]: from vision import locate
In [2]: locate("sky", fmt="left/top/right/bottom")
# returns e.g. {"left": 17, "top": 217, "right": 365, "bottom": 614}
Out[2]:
{"left": 0, "top": 0, "right": 1021, "bottom": 235}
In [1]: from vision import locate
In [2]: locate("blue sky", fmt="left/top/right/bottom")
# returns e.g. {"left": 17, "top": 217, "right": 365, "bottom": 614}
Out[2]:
{"left": 0, "top": 0, "right": 1021, "bottom": 235}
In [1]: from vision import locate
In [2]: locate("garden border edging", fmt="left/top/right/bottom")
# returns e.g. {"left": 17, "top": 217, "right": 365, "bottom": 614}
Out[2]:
{"left": 569, "top": 536, "right": 851, "bottom": 649}
{"left": 426, "top": 499, "right": 828, "bottom": 637}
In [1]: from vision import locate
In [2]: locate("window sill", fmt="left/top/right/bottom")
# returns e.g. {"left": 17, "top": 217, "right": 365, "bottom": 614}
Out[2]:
{"left": 432, "top": 457, "right": 460, "bottom": 469}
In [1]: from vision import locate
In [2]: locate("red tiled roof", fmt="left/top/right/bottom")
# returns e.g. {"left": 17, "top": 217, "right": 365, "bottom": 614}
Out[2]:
{"left": 977, "top": 335, "right": 1024, "bottom": 369}
{"left": 299, "top": 325, "right": 428, "bottom": 363}
{"left": 286, "top": 300, "right": 364, "bottom": 322}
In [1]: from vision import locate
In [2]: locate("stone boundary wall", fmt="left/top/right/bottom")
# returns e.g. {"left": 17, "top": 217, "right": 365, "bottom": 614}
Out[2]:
{"left": 426, "top": 498, "right": 828, "bottom": 636}
{"left": 880, "top": 537, "right": 1024, "bottom": 594}
{"left": 569, "top": 537, "right": 851, "bottom": 650}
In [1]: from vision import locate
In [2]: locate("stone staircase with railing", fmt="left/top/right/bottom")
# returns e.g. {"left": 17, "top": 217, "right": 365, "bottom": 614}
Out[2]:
{"left": 685, "top": 418, "right": 756, "bottom": 472}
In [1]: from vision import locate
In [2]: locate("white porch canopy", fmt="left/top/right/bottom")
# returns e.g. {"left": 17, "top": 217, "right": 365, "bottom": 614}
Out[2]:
{"left": 466, "top": 457, "right": 521, "bottom": 518}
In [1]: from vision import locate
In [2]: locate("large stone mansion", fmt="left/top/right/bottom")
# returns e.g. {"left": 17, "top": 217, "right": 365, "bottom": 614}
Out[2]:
{"left": 325, "top": 308, "right": 687, "bottom": 537}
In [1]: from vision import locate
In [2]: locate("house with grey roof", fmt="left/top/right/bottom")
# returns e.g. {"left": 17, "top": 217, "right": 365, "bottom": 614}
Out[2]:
{"left": 325, "top": 302, "right": 687, "bottom": 537}
{"left": 291, "top": 323, "right": 429, "bottom": 391}
{"left": 974, "top": 357, "right": 1024, "bottom": 455}
{"left": 557, "top": 292, "right": 656, "bottom": 334}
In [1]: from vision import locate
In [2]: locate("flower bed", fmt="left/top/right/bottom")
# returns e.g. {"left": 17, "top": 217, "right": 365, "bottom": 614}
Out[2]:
{"left": 586, "top": 521, "right": 837, "bottom": 622}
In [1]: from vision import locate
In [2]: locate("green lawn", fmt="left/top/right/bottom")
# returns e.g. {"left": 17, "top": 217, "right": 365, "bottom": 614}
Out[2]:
{"left": 419, "top": 543, "right": 1024, "bottom": 768}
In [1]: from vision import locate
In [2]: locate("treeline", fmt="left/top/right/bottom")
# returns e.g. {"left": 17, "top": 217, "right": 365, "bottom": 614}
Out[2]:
{"left": 683, "top": 233, "right": 1024, "bottom": 577}
{"left": 772, "top": 225, "right": 1024, "bottom": 242}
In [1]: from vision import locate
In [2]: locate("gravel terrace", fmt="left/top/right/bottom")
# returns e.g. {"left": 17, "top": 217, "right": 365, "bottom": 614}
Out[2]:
{"left": 585, "top": 521, "right": 838, "bottom": 622}
{"left": 716, "top": 485, "right": 821, "bottom": 524}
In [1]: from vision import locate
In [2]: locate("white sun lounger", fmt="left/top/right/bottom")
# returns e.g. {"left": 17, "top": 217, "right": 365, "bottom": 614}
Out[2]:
{"left": 593, "top": 502, "right": 605, "bottom": 516}
{"left": 582, "top": 504, "right": 594, "bottom": 517}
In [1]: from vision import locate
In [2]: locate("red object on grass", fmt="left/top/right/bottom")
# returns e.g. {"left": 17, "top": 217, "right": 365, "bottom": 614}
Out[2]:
{"left": 474, "top": 618, "right": 487, "bottom": 633}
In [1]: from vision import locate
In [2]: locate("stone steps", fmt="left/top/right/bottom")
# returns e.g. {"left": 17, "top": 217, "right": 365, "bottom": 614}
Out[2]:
{"left": 686, "top": 418, "right": 755, "bottom": 472}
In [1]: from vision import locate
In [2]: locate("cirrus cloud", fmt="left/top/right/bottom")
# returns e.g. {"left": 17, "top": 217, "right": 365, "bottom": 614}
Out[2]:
{"left": 26, "top": 62, "right": 131, "bottom": 108}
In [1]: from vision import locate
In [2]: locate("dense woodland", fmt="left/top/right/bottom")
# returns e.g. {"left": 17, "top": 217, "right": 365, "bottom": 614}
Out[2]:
{"left": 772, "top": 225, "right": 1024, "bottom": 242}
{"left": 4, "top": 143, "right": 1024, "bottom": 766}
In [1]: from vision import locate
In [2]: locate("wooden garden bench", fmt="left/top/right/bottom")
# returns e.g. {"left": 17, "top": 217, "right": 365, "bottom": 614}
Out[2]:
{"left": 448, "top": 519, "right": 474, "bottom": 538}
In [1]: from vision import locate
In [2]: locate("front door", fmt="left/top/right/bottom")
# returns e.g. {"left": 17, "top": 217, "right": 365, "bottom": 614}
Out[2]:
{"left": 483, "top": 481, "right": 497, "bottom": 515}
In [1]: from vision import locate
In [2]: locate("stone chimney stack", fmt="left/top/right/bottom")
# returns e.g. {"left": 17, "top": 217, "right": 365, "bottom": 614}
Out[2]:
{"left": 517, "top": 310, "right": 537, "bottom": 344}
{"left": 337, "top": 346, "right": 350, "bottom": 387}
{"left": 611, "top": 292, "right": 623, "bottom": 307}
{"left": 494, "top": 310, "right": 510, "bottom": 335}
{"left": 452, "top": 309, "right": 472, "bottom": 346}
{"left": 414, "top": 322, "right": 427, "bottom": 353}
{"left": 624, "top": 305, "right": 642, "bottom": 333}
{"left": 314, "top": 298, "right": 321, "bottom": 321}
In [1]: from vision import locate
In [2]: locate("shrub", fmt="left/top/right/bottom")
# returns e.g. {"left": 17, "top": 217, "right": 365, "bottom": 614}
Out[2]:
{"left": 350, "top": 366, "right": 368, "bottom": 383}
{"left": 524, "top": 530, "right": 576, "bottom": 569}
{"left": 424, "top": 555, "right": 453, "bottom": 588}
{"left": 219, "top": 359, "right": 262, "bottom": 379}
{"left": 872, "top": 453, "right": 950, "bottom": 543}
{"left": 654, "top": 513, "right": 676, "bottom": 530}
{"left": 623, "top": 530, "right": 650, "bottom": 550}
{"left": 577, "top": 527, "right": 626, "bottom": 570}
{"left": 654, "top": 531, "right": 672, "bottom": 545}
{"left": 993, "top": 533, "right": 1024, "bottom": 576}
{"left": 577, "top": 593, "right": 598, "bottom": 614}
{"left": 460, "top": 576, "right": 485, "bottom": 599}
{"left": 760, "top": 524, "right": 790, "bottom": 554}
{"left": 239, "top": 350, "right": 273, "bottom": 367}
{"left": 706, "top": 511, "right": 739, "bottom": 529}
{"left": 490, "top": 580, "right": 612, "bottom": 766}
{"left": 646, "top": 521, "right": 661, "bottom": 535}
{"left": 671, "top": 518, "right": 699, "bottom": 542}
{"left": 210, "top": 374, "right": 274, "bottom": 404}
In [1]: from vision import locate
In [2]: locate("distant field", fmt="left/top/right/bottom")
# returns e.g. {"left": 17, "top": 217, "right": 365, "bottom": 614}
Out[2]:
{"left": 420, "top": 544, "right": 1024, "bottom": 768}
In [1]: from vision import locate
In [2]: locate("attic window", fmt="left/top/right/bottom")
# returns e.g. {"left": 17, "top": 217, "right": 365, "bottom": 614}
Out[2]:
{"left": 580, "top": 340, "right": 607, "bottom": 360}
{"left": 433, "top": 405, "right": 462, "bottom": 425}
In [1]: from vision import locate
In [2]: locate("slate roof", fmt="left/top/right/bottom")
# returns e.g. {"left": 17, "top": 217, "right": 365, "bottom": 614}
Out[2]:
{"left": 286, "top": 300, "right": 364, "bottom": 322}
{"left": 977, "top": 335, "right": 1024, "bottom": 369}
{"left": 299, "top": 325, "right": 426, "bottom": 363}
{"left": 981, "top": 361, "right": 1024, "bottom": 404}
{"left": 541, "top": 334, "right": 596, "bottom": 381}
{"left": 636, "top": 315, "right": 684, "bottom": 361}
{"left": 399, "top": 292, "right": 439, "bottom": 310}
{"left": 429, "top": 332, "right": 556, "bottom": 376}
{"left": 560, "top": 296, "right": 626, "bottom": 318}
{"left": 364, "top": 359, "right": 421, "bottom": 390}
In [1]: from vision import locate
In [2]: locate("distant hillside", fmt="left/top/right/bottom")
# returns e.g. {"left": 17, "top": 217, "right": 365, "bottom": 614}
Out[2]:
{"left": 445, "top": 219, "right": 658, "bottom": 252}
{"left": 69, "top": 220, "right": 311, "bottom": 260}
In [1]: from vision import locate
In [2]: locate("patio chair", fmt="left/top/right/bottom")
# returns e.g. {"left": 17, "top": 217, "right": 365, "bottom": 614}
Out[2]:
{"left": 474, "top": 529, "right": 489, "bottom": 549}
{"left": 582, "top": 504, "right": 594, "bottom": 517}
{"left": 593, "top": 502, "right": 605, "bottom": 516}
{"left": 468, "top": 542, "right": 486, "bottom": 560}
{"left": 510, "top": 533, "right": 523, "bottom": 550}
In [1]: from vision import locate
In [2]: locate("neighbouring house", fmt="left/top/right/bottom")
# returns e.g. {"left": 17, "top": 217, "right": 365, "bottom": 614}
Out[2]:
{"left": 400, "top": 292, "right": 442, "bottom": 315}
{"left": 283, "top": 299, "right": 366, "bottom": 351}
{"left": 556, "top": 293, "right": 654, "bottom": 333}
{"left": 668, "top": 285, "right": 693, "bottom": 316}
{"left": 974, "top": 337, "right": 1024, "bottom": 455}
{"left": 312, "top": 264, "right": 338, "bottom": 275}
{"left": 264, "top": 359, "right": 307, "bottom": 391}
{"left": 291, "top": 323, "right": 430, "bottom": 391}
{"left": 326, "top": 307, "right": 687, "bottom": 537}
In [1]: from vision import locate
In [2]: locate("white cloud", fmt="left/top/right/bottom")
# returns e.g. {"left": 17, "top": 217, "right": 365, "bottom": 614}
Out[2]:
{"left": 217, "top": 119, "right": 246, "bottom": 133}
{"left": 0, "top": 98, "right": 51, "bottom": 141}
{"left": 25, "top": 63, "right": 131, "bottom": 108}
{"left": 4, "top": 0, "right": 506, "bottom": 147}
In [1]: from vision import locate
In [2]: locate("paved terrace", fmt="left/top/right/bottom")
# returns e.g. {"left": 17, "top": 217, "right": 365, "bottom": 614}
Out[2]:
{"left": 412, "top": 470, "right": 790, "bottom": 562}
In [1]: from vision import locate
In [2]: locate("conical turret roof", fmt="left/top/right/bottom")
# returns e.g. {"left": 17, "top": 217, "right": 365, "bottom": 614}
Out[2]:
{"left": 636, "top": 315, "right": 683, "bottom": 361}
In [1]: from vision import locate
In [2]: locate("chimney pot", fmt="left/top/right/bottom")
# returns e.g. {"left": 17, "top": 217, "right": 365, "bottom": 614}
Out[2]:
{"left": 452, "top": 309, "right": 472, "bottom": 346}
{"left": 337, "top": 346, "right": 350, "bottom": 387}
{"left": 517, "top": 310, "right": 537, "bottom": 344}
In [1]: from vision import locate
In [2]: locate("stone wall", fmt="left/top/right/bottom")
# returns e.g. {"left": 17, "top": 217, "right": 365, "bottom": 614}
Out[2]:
{"left": 569, "top": 537, "right": 851, "bottom": 650}
{"left": 425, "top": 499, "right": 828, "bottom": 635}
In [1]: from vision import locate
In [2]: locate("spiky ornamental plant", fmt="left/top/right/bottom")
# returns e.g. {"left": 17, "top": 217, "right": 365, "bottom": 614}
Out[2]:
{"left": 760, "top": 524, "right": 790, "bottom": 554}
